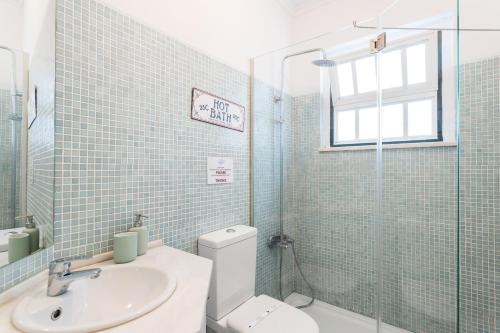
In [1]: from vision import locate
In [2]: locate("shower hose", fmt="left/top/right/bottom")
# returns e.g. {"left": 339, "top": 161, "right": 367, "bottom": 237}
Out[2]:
{"left": 279, "top": 239, "right": 315, "bottom": 309}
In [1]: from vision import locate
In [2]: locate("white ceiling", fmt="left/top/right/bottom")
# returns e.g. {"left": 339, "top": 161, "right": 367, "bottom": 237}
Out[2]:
{"left": 2, "top": 0, "right": 24, "bottom": 7}
{"left": 275, "top": 0, "right": 337, "bottom": 16}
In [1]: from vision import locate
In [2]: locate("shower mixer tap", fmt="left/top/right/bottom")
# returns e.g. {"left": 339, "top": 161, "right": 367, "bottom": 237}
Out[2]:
{"left": 268, "top": 234, "right": 294, "bottom": 249}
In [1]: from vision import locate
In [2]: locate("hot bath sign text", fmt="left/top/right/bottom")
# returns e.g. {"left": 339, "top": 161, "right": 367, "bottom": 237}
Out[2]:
{"left": 191, "top": 88, "right": 245, "bottom": 132}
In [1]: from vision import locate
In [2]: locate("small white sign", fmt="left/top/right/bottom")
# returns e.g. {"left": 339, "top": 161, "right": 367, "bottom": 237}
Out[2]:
{"left": 191, "top": 88, "right": 245, "bottom": 132}
{"left": 207, "top": 157, "right": 233, "bottom": 185}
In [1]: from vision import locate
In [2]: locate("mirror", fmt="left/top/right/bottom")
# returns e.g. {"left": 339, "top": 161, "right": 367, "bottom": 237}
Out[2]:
{"left": 0, "top": 0, "right": 55, "bottom": 267}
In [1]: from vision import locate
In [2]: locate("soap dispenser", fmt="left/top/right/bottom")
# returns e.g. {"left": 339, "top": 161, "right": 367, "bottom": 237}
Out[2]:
{"left": 17, "top": 215, "right": 39, "bottom": 253}
{"left": 129, "top": 213, "right": 148, "bottom": 256}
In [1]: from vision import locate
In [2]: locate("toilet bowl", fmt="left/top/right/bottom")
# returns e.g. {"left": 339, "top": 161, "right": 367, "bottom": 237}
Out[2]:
{"left": 198, "top": 225, "right": 319, "bottom": 333}
{"left": 207, "top": 294, "right": 318, "bottom": 333}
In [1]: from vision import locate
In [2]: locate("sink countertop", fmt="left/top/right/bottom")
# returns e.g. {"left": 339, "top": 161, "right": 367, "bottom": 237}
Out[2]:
{"left": 0, "top": 245, "right": 213, "bottom": 333}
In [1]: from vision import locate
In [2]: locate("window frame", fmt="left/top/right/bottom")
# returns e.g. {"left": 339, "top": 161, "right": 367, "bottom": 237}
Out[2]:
{"left": 330, "top": 31, "right": 443, "bottom": 147}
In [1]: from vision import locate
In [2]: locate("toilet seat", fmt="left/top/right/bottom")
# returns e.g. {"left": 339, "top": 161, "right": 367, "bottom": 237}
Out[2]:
{"left": 226, "top": 295, "right": 319, "bottom": 333}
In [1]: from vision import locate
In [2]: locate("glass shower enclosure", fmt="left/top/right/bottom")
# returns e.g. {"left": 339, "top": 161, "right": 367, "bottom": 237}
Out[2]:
{"left": 250, "top": 0, "right": 500, "bottom": 331}
{"left": 0, "top": 47, "right": 23, "bottom": 229}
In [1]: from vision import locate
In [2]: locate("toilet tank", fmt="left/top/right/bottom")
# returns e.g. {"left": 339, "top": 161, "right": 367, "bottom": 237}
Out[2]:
{"left": 198, "top": 225, "right": 257, "bottom": 321}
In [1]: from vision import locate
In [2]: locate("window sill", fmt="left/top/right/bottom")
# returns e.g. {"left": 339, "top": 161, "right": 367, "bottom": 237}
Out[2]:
{"left": 319, "top": 141, "right": 457, "bottom": 152}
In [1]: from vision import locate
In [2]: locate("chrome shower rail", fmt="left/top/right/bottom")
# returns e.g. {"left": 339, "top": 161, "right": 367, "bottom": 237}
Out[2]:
{"left": 275, "top": 48, "right": 333, "bottom": 240}
{"left": 353, "top": 20, "right": 500, "bottom": 32}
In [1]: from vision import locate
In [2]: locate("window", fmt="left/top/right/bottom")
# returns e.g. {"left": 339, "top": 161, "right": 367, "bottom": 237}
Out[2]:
{"left": 331, "top": 32, "right": 442, "bottom": 146}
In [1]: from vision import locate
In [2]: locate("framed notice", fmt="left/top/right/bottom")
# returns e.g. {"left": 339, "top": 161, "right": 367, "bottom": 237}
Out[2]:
{"left": 191, "top": 88, "right": 245, "bottom": 132}
{"left": 207, "top": 157, "right": 233, "bottom": 185}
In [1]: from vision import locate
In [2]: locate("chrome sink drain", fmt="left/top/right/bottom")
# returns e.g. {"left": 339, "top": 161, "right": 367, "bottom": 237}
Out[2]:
{"left": 51, "top": 307, "right": 62, "bottom": 321}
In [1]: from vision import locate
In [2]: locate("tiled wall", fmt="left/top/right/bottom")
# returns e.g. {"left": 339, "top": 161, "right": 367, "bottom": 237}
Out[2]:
{"left": 0, "top": 57, "right": 56, "bottom": 290}
{"left": 27, "top": 52, "right": 56, "bottom": 247}
{"left": 0, "top": 90, "right": 22, "bottom": 230}
{"left": 271, "top": 57, "right": 498, "bottom": 332}
{"left": 287, "top": 94, "right": 381, "bottom": 320}
{"left": 0, "top": 0, "right": 56, "bottom": 293}
{"left": 252, "top": 80, "right": 295, "bottom": 300}
{"left": 53, "top": 0, "right": 249, "bottom": 256}
{"left": 0, "top": 247, "right": 52, "bottom": 291}
{"left": 0, "top": 0, "right": 251, "bottom": 292}
{"left": 0, "top": 3, "right": 495, "bottom": 333}
{"left": 380, "top": 146, "right": 457, "bottom": 332}
{"left": 459, "top": 57, "right": 499, "bottom": 333}
{"left": 252, "top": 80, "right": 281, "bottom": 298}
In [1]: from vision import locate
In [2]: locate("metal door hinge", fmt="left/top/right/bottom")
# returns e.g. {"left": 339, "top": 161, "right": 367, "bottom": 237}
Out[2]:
{"left": 370, "top": 32, "right": 386, "bottom": 53}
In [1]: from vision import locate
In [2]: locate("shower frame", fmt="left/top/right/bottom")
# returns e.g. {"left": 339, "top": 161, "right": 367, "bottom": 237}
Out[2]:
{"left": 250, "top": 3, "right": 463, "bottom": 331}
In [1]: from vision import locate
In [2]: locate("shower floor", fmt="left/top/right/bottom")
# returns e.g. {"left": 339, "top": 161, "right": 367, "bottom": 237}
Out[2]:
{"left": 285, "top": 293, "right": 411, "bottom": 333}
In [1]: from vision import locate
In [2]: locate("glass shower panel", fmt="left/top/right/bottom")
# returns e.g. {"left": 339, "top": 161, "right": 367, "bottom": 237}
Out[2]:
{"left": 298, "top": 32, "right": 381, "bottom": 321}
{"left": 252, "top": 1, "right": 468, "bottom": 330}
{"left": 378, "top": 1, "right": 459, "bottom": 332}
{"left": 0, "top": 48, "right": 23, "bottom": 229}
{"left": 252, "top": 49, "right": 286, "bottom": 299}
{"left": 252, "top": 18, "right": 387, "bottom": 330}
{"left": 457, "top": 1, "right": 500, "bottom": 332}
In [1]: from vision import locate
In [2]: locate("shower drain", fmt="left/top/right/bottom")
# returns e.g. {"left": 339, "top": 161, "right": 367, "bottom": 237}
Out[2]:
{"left": 51, "top": 307, "right": 62, "bottom": 321}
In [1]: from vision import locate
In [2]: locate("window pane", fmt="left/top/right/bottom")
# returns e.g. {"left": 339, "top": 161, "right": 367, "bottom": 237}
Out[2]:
{"left": 337, "top": 110, "right": 356, "bottom": 141}
{"left": 382, "top": 104, "right": 404, "bottom": 138}
{"left": 408, "top": 99, "right": 433, "bottom": 136}
{"left": 355, "top": 56, "right": 376, "bottom": 93}
{"left": 337, "top": 63, "right": 354, "bottom": 96}
{"left": 358, "top": 107, "right": 378, "bottom": 140}
{"left": 407, "top": 43, "right": 427, "bottom": 85}
{"left": 381, "top": 50, "right": 403, "bottom": 89}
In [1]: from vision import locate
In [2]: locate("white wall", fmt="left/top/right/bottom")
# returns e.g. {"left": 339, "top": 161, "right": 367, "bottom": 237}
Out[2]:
{"left": 24, "top": 0, "right": 55, "bottom": 62}
{"left": 0, "top": 1, "right": 23, "bottom": 50}
{"left": 6, "top": 0, "right": 496, "bottom": 94}
{"left": 291, "top": 0, "right": 500, "bottom": 62}
{"left": 282, "top": 0, "right": 458, "bottom": 96}
{"left": 290, "top": 0, "right": 396, "bottom": 45}
{"left": 0, "top": 1, "right": 24, "bottom": 90}
{"left": 263, "top": 0, "right": 500, "bottom": 148}
{"left": 98, "top": 0, "right": 292, "bottom": 75}
{"left": 283, "top": 0, "right": 500, "bottom": 96}
{"left": 24, "top": 0, "right": 56, "bottom": 245}
{"left": 459, "top": 0, "right": 500, "bottom": 64}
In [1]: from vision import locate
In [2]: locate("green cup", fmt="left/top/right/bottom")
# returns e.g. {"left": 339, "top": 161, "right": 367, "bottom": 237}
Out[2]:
{"left": 8, "top": 233, "right": 30, "bottom": 263}
{"left": 113, "top": 232, "right": 138, "bottom": 264}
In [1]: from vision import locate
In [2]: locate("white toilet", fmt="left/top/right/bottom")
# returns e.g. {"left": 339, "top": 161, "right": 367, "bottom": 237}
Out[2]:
{"left": 198, "top": 225, "right": 319, "bottom": 333}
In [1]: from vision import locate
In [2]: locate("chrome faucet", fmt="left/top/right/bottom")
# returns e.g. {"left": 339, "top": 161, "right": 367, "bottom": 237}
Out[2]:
{"left": 47, "top": 255, "right": 102, "bottom": 297}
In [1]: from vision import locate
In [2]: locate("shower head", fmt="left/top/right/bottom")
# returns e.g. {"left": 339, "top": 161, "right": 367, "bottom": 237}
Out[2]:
{"left": 312, "top": 58, "right": 336, "bottom": 67}
{"left": 274, "top": 48, "right": 335, "bottom": 103}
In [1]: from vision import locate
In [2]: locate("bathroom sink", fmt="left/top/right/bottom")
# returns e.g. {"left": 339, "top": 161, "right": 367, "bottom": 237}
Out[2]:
{"left": 12, "top": 265, "right": 176, "bottom": 333}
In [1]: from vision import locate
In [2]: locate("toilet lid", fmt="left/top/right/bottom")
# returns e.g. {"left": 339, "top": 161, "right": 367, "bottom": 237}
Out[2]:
{"left": 226, "top": 295, "right": 319, "bottom": 333}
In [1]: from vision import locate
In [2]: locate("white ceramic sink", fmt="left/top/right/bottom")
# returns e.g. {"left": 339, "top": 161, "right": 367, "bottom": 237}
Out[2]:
{"left": 12, "top": 265, "right": 176, "bottom": 333}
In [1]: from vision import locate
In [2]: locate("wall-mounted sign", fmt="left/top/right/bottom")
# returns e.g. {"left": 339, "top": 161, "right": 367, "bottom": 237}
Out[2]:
{"left": 207, "top": 157, "right": 233, "bottom": 185}
{"left": 191, "top": 88, "right": 245, "bottom": 132}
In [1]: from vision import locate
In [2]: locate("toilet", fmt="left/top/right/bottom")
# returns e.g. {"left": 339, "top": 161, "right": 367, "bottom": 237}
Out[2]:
{"left": 198, "top": 225, "right": 319, "bottom": 333}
